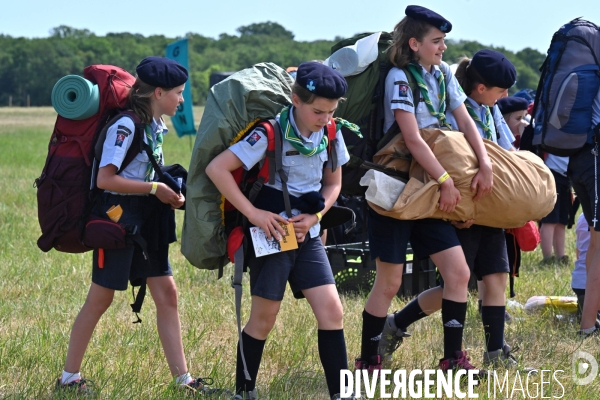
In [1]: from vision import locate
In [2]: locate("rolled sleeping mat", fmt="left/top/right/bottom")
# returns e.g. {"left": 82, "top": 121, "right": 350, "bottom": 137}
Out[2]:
{"left": 51, "top": 75, "right": 100, "bottom": 120}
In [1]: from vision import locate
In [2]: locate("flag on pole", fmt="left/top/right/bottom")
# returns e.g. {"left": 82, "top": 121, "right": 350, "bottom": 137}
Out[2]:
{"left": 165, "top": 38, "right": 195, "bottom": 137}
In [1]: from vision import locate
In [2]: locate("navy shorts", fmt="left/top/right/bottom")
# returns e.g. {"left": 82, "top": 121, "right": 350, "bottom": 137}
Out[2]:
{"left": 568, "top": 145, "right": 600, "bottom": 231}
{"left": 541, "top": 169, "right": 572, "bottom": 225}
{"left": 248, "top": 236, "right": 335, "bottom": 301}
{"left": 368, "top": 207, "right": 460, "bottom": 263}
{"left": 92, "top": 194, "right": 173, "bottom": 291}
{"left": 454, "top": 225, "right": 509, "bottom": 280}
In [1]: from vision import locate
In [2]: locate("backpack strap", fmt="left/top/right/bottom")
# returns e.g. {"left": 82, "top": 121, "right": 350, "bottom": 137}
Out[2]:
{"left": 326, "top": 118, "right": 338, "bottom": 172}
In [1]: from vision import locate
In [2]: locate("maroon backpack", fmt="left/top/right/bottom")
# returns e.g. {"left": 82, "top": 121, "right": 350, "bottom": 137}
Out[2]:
{"left": 35, "top": 65, "right": 144, "bottom": 253}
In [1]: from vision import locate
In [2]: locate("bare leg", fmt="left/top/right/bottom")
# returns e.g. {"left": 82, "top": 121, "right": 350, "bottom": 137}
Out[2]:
{"left": 64, "top": 283, "right": 114, "bottom": 373}
{"left": 540, "top": 222, "right": 557, "bottom": 259}
{"left": 147, "top": 276, "right": 187, "bottom": 377}
{"left": 364, "top": 259, "right": 403, "bottom": 317}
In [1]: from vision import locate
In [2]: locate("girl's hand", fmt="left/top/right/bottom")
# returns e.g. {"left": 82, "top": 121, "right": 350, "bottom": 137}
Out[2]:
{"left": 288, "top": 213, "right": 319, "bottom": 243}
{"left": 439, "top": 178, "right": 461, "bottom": 214}
{"left": 248, "top": 209, "right": 288, "bottom": 241}
{"left": 471, "top": 161, "right": 493, "bottom": 202}
{"left": 171, "top": 193, "right": 185, "bottom": 209}
{"left": 155, "top": 182, "right": 183, "bottom": 208}
{"left": 451, "top": 219, "right": 475, "bottom": 229}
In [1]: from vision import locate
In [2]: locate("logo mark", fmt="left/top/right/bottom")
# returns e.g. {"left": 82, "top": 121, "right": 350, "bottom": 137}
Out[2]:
{"left": 307, "top": 80, "right": 316, "bottom": 91}
{"left": 572, "top": 350, "right": 598, "bottom": 385}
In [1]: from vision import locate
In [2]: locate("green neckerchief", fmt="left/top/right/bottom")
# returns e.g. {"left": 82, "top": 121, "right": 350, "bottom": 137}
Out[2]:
{"left": 278, "top": 105, "right": 329, "bottom": 156}
{"left": 277, "top": 106, "right": 362, "bottom": 157}
{"left": 144, "top": 124, "right": 163, "bottom": 181}
{"left": 464, "top": 100, "right": 493, "bottom": 140}
{"left": 406, "top": 63, "right": 451, "bottom": 129}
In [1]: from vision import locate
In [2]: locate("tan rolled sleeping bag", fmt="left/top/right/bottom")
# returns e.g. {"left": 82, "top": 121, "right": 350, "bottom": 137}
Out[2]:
{"left": 367, "top": 129, "right": 556, "bottom": 229}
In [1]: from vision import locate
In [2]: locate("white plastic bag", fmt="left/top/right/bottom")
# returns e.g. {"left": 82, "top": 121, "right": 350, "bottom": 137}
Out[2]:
{"left": 359, "top": 169, "right": 406, "bottom": 211}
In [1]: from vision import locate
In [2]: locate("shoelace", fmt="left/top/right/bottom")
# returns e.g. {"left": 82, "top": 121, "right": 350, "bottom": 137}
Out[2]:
{"left": 454, "top": 353, "right": 476, "bottom": 369}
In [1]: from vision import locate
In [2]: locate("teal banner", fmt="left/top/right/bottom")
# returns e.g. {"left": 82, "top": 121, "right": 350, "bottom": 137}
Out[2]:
{"left": 165, "top": 38, "right": 195, "bottom": 137}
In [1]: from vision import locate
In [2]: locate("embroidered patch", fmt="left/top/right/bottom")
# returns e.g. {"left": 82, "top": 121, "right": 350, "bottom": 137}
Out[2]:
{"left": 398, "top": 84, "right": 409, "bottom": 97}
{"left": 285, "top": 150, "right": 300, "bottom": 156}
{"left": 246, "top": 132, "right": 262, "bottom": 146}
{"left": 115, "top": 133, "right": 126, "bottom": 147}
{"left": 117, "top": 125, "right": 132, "bottom": 136}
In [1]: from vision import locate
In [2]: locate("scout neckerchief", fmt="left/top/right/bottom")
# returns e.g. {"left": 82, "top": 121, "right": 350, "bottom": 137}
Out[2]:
{"left": 278, "top": 105, "right": 362, "bottom": 156}
{"left": 464, "top": 100, "right": 493, "bottom": 140}
{"left": 406, "top": 63, "right": 452, "bottom": 129}
{"left": 144, "top": 124, "right": 163, "bottom": 181}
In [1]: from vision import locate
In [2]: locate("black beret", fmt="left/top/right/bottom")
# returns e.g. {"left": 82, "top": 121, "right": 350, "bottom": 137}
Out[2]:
{"left": 470, "top": 50, "right": 517, "bottom": 89}
{"left": 135, "top": 56, "right": 188, "bottom": 88}
{"left": 405, "top": 5, "right": 452, "bottom": 33}
{"left": 296, "top": 62, "right": 347, "bottom": 99}
{"left": 497, "top": 96, "right": 529, "bottom": 115}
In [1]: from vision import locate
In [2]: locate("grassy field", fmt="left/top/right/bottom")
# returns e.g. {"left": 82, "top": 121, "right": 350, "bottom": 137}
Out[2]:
{"left": 0, "top": 106, "right": 599, "bottom": 399}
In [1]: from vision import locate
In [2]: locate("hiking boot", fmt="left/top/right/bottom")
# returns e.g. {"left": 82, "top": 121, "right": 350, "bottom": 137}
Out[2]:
{"left": 439, "top": 350, "right": 487, "bottom": 380}
{"left": 231, "top": 388, "right": 259, "bottom": 400}
{"left": 183, "top": 377, "right": 231, "bottom": 396}
{"left": 354, "top": 354, "right": 383, "bottom": 373}
{"left": 378, "top": 314, "right": 411, "bottom": 361}
{"left": 504, "top": 310, "right": 513, "bottom": 323}
{"left": 54, "top": 378, "right": 96, "bottom": 397}
{"left": 483, "top": 344, "right": 537, "bottom": 373}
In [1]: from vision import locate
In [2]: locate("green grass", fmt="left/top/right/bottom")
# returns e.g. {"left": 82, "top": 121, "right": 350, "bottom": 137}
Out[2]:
{"left": 1, "top": 107, "right": 599, "bottom": 399}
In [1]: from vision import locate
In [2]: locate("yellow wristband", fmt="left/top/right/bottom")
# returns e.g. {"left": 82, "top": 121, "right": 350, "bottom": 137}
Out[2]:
{"left": 150, "top": 182, "right": 158, "bottom": 195}
{"left": 316, "top": 211, "right": 322, "bottom": 222}
{"left": 437, "top": 171, "right": 450, "bottom": 185}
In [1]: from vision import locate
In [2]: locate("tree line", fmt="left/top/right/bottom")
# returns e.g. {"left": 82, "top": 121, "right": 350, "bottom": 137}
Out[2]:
{"left": 0, "top": 22, "right": 545, "bottom": 107}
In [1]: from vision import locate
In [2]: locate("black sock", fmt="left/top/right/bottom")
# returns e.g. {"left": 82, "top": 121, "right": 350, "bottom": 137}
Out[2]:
{"left": 481, "top": 306, "right": 505, "bottom": 352}
{"left": 361, "top": 309, "right": 386, "bottom": 360}
{"left": 441, "top": 299, "right": 467, "bottom": 359}
{"left": 318, "top": 329, "right": 349, "bottom": 397}
{"left": 394, "top": 296, "right": 427, "bottom": 331}
{"left": 236, "top": 331, "right": 266, "bottom": 394}
{"left": 478, "top": 299, "right": 483, "bottom": 314}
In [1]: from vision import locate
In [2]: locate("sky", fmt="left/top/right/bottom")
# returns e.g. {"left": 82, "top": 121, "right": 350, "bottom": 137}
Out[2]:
{"left": 2, "top": 0, "right": 600, "bottom": 53}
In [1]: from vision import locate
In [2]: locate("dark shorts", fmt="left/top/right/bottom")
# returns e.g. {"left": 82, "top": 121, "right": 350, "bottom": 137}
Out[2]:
{"left": 248, "top": 236, "right": 335, "bottom": 301}
{"left": 455, "top": 225, "right": 509, "bottom": 280}
{"left": 367, "top": 208, "right": 460, "bottom": 263}
{"left": 92, "top": 194, "right": 173, "bottom": 291}
{"left": 541, "top": 169, "right": 572, "bottom": 225}
{"left": 568, "top": 145, "right": 600, "bottom": 231}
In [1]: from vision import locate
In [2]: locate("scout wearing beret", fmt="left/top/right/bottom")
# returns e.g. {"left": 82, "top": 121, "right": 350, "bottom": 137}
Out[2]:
{"left": 357, "top": 5, "right": 493, "bottom": 378}
{"left": 384, "top": 50, "right": 533, "bottom": 373}
{"left": 57, "top": 57, "right": 220, "bottom": 395}
{"left": 206, "top": 61, "right": 355, "bottom": 399}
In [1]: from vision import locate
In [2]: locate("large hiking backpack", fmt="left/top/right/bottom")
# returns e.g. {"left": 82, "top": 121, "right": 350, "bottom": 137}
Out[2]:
{"left": 35, "top": 65, "right": 144, "bottom": 253}
{"left": 331, "top": 32, "right": 448, "bottom": 196}
{"left": 528, "top": 18, "right": 600, "bottom": 156}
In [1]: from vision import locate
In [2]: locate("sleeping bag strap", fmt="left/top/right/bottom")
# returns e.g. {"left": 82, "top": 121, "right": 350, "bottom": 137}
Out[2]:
{"left": 128, "top": 227, "right": 150, "bottom": 323}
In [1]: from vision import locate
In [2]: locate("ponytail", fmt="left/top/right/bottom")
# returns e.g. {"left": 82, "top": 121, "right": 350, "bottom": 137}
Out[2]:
{"left": 128, "top": 78, "right": 155, "bottom": 125}
{"left": 454, "top": 56, "right": 492, "bottom": 96}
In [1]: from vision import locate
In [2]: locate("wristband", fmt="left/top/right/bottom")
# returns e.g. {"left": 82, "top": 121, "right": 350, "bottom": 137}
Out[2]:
{"left": 316, "top": 211, "right": 322, "bottom": 222}
{"left": 437, "top": 171, "right": 450, "bottom": 185}
{"left": 150, "top": 182, "right": 158, "bottom": 195}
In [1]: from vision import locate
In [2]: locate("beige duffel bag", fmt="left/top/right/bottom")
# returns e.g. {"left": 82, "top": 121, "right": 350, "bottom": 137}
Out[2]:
{"left": 367, "top": 129, "right": 556, "bottom": 229}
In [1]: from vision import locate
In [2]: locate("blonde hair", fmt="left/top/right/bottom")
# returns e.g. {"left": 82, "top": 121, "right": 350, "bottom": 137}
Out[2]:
{"left": 454, "top": 57, "right": 491, "bottom": 95}
{"left": 389, "top": 17, "right": 434, "bottom": 68}
{"left": 128, "top": 78, "right": 156, "bottom": 125}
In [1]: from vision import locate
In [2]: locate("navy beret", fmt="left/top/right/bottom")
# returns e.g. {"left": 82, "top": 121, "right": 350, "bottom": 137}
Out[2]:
{"left": 497, "top": 96, "right": 529, "bottom": 115}
{"left": 470, "top": 50, "right": 517, "bottom": 89}
{"left": 405, "top": 5, "right": 452, "bottom": 33}
{"left": 296, "top": 62, "right": 347, "bottom": 99}
{"left": 136, "top": 56, "right": 188, "bottom": 88}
